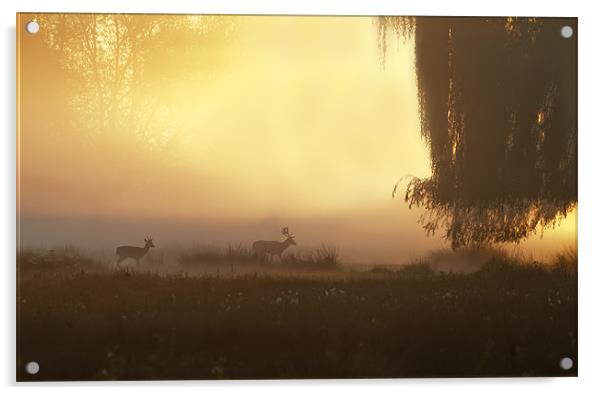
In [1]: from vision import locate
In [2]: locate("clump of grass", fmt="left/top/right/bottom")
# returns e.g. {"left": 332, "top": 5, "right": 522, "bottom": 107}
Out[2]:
{"left": 313, "top": 244, "right": 339, "bottom": 266}
{"left": 398, "top": 261, "right": 434, "bottom": 277}
{"left": 427, "top": 246, "right": 512, "bottom": 274}
{"left": 370, "top": 266, "right": 392, "bottom": 274}
{"left": 225, "top": 243, "right": 255, "bottom": 261}
{"left": 551, "top": 247, "right": 577, "bottom": 276}
{"left": 476, "top": 253, "right": 546, "bottom": 278}
{"left": 179, "top": 243, "right": 257, "bottom": 265}
{"left": 178, "top": 245, "right": 220, "bottom": 264}
{"left": 284, "top": 245, "right": 339, "bottom": 269}
{"left": 17, "top": 246, "right": 100, "bottom": 270}
{"left": 421, "top": 245, "right": 579, "bottom": 281}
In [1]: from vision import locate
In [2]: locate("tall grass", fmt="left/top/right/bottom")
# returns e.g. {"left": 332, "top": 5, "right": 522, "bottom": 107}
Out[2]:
{"left": 284, "top": 244, "right": 339, "bottom": 268}
{"left": 551, "top": 246, "right": 578, "bottom": 276}
{"left": 473, "top": 247, "right": 577, "bottom": 279}
{"left": 17, "top": 245, "right": 99, "bottom": 269}
{"left": 178, "top": 243, "right": 340, "bottom": 269}
{"left": 178, "top": 243, "right": 257, "bottom": 265}
{"left": 398, "top": 261, "right": 434, "bottom": 276}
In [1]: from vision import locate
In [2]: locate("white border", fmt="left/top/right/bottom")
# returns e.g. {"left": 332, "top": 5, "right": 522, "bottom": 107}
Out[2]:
{"left": 3, "top": 1, "right": 601, "bottom": 394}
{"left": 4, "top": 0, "right": 583, "bottom": 17}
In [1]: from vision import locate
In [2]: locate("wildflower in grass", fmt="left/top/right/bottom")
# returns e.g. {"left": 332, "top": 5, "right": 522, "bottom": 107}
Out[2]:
{"left": 325, "top": 287, "right": 345, "bottom": 297}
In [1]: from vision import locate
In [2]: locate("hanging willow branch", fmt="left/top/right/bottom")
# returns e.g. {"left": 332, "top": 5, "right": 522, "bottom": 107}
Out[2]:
{"left": 380, "top": 17, "right": 577, "bottom": 249}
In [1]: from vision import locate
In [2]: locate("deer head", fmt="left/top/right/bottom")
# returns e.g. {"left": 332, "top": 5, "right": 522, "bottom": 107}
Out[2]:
{"left": 281, "top": 227, "right": 296, "bottom": 245}
{"left": 144, "top": 237, "right": 155, "bottom": 248}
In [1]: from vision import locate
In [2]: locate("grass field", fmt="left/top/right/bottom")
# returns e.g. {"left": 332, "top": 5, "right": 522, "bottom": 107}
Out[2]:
{"left": 16, "top": 247, "right": 577, "bottom": 381}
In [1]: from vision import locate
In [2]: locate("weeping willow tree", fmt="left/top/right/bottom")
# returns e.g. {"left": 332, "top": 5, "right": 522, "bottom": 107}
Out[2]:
{"left": 379, "top": 17, "right": 577, "bottom": 249}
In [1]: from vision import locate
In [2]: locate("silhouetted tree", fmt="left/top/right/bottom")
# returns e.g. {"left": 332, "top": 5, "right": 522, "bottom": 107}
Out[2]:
{"left": 31, "top": 14, "right": 234, "bottom": 151}
{"left": 380, "top": 17, "right": 577, "bottom": 249}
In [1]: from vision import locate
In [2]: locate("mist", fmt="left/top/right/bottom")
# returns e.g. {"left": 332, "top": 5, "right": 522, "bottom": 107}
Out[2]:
{"left": 17, "top": 15, "right": 576, "bottom": 266}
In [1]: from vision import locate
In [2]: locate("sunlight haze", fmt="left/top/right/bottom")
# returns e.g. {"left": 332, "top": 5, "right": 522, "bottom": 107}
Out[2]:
{"left": 17, "top": 15, "right": 576, "bottom": 263}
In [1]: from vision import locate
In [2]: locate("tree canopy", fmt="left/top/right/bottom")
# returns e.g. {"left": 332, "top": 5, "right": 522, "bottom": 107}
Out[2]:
{"left": 379, "top": 17, "right": 577, "bottom": 249}
{"left": 27, "top": 14, "right": 234, "bottom": 153}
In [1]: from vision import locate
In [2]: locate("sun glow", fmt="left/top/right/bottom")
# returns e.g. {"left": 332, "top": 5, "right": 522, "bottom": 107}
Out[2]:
{"left": 19, "top": 15, "right": 427, "bottom": 221}
{"left": 17, "top": 14, "right": 576, "bottom": 262}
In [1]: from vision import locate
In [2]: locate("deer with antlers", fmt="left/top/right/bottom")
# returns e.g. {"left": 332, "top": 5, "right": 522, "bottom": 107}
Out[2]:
{"left": 115, "top": 237, "right": 155, "bottom": 266}
{"left": 252, "top": 227, "right": 297, "bottom": 263}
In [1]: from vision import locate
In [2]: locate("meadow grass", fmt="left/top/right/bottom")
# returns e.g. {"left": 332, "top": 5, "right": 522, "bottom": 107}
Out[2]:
{"left": 178, "top": 243, "right": 340, "bottom": 270}
{"left": 17, "top": 247, "right": 577, "bottom": 380}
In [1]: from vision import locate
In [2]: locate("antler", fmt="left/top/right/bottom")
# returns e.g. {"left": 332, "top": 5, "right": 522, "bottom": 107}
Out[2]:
{"left": 281, "top": 227, "right": 294, "bottom": 238}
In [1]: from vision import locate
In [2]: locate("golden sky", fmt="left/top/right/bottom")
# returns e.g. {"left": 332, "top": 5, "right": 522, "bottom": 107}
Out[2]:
{"left": 17, "top": 14, "right": 576, "bottom": 262}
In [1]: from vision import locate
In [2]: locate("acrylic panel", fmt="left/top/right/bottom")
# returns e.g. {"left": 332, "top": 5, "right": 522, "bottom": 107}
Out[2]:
{"left": 16, "top": 14, "right": 577, "bottom": 381}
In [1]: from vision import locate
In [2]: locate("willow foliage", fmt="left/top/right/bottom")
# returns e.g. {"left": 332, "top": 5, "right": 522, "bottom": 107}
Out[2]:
{"left": 379, "top": 17, "right": 577, "bottom": 249}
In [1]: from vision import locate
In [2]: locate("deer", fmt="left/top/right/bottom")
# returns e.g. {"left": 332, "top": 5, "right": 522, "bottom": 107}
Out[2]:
{"left": 115, "top": 237, "right": 155, "bottom": 266}
{"left": 252, "top": 227, "right": 297, "bottom": 264}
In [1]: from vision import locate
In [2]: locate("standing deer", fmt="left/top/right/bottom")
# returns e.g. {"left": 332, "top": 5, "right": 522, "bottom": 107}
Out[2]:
{"left": 252, "top": 227, "right": 297, "bottom": 263}
{"left": 115, "top": 237, "right": 155, "bottom": 266}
